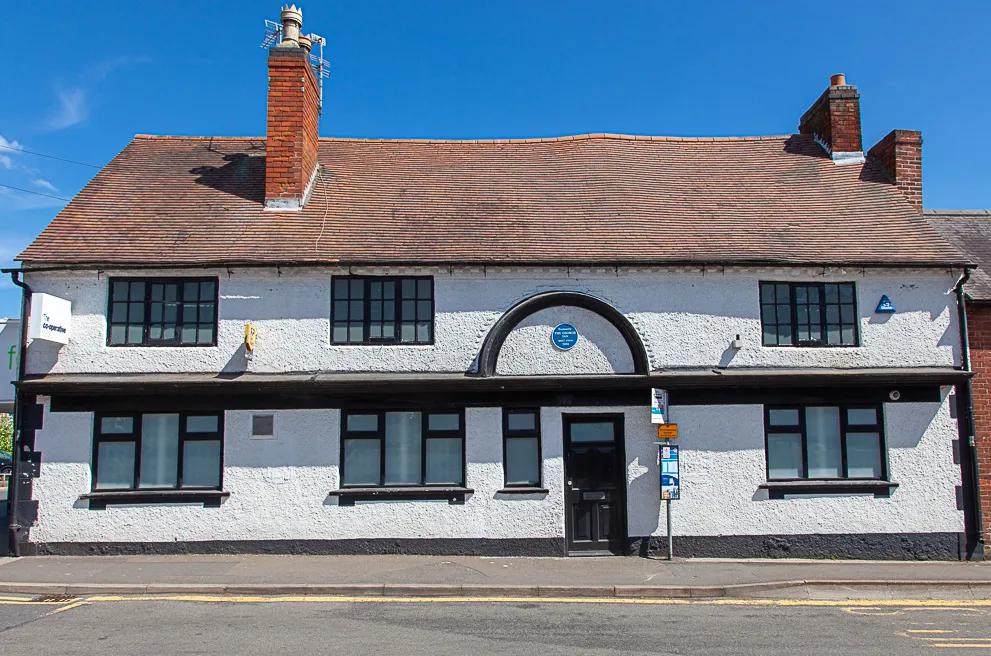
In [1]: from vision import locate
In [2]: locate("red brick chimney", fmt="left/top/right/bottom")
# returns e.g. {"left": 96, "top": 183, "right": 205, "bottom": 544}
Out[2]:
{"left": 867, "top": 130, "right": 923, "bottom": 213}
{"left": 265, "top": 5, "right": 320, "bottom": 211}
{"left": 799, "top": 73, "right": 864, "bottom": 164}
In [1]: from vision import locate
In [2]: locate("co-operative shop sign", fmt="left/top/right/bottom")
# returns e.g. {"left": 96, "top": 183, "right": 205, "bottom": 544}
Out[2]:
{"left": 28, "top": 293, "right": 72, "bottom": 345}
{"left": 0, "top": 321, "right": 18, "bottom": 404}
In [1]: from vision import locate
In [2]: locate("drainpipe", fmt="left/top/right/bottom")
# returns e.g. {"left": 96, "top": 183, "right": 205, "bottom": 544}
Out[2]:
{"left": 7, "top": 271, "right": 31, "bottom": 557}
{"left": 955, "top": 268, "right": 984, "bottom": 559}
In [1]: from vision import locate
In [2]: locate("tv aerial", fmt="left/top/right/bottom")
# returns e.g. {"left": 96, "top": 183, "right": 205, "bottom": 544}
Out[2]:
{"left": 261, "top": 16, "right": 332, "bottom": 115}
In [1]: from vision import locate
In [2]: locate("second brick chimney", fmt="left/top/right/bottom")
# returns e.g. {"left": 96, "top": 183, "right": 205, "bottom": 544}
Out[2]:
{"left": 799, "top": 74, "right": 864, "bottom": 165}
{"left": 867, "top": 130, "right": 923, "bottom": 213}
{"left": 265, "top": 5, "right": 320, "bottom": 211}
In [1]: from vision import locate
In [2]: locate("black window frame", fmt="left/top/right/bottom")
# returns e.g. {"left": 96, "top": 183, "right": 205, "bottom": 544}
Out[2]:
{"left": 340, "top": 409, "right": 465, "bottom": 487}
{"left": 106, "top": 277, "right": 219, "bottom": 347}
{"left": 502, "top": 408, "right": 542, "bottom": 488}
{"left": 763, "top": 403, "right": 887, "bottom": 482}
{"left": 91, "top": 411, "right": 225, "bottom": 492}
{"left": 330, "top": 276, "right": 435, "bottom": 345}
{"left": 759, "top": 281, "right": 859, "bottom": 347}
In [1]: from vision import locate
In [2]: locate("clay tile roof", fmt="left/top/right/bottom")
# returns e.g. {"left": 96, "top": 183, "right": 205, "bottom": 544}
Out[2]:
{"left": 924, "top": 209, "right": 991, "bottom": 301}
{"left": 17, "top": 133, "right": 968, "bottom": 267}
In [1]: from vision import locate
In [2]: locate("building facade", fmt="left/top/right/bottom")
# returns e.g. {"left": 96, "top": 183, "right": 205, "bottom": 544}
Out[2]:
{"left": 5, "top": 8, "right": 977, "bottom": 558}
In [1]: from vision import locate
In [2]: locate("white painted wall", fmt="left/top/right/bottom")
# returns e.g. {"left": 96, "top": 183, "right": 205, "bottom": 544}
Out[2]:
{"left": 30, "top": 399, "right": 962, "bottom": 544}
{"left": 21, "top": 266, "right": 960, "bottom": 376}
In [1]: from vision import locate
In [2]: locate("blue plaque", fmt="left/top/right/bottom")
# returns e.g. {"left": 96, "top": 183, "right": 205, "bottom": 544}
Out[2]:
{"left": 551, "top": 323, "right": 578, "bottom": 350}
{"left": 876, "top": 295, "right": 896, "bottom": 313}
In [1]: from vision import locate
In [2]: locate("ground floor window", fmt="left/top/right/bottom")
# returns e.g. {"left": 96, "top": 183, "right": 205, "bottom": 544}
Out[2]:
{"left": 764, "top": 404, "right": 885, "bottom": 480}
{"left": 503, "top": 408, "right": 541, "bottom": 487}
{"left": 92, "top": 412, "right": 223, "bottom": 491}
{"left": 341, "top": 410, "right": 464, "bottom": 486}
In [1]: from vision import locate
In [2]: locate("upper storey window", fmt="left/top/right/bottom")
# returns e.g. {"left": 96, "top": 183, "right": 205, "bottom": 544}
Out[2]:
{"left": 108, "top": 278, "right": 218, "bottom": 346}
{"left": 760, "top": 282, "right": 858, "bottom": 347}
{"left": 331, "top": 276, "right": 434, "bottom": 345}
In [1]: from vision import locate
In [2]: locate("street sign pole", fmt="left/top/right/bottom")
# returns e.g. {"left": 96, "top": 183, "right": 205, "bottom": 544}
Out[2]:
{"left": 666, "top": 499, "right": 673, "bottom": 561}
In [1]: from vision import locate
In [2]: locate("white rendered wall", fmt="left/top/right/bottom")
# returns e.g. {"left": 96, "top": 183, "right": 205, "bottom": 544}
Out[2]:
{"left": 30, "top": 400, "right": 961, "bottom": 544}
{"left": 22, "top": 266, "right": 960, "bottom": 376}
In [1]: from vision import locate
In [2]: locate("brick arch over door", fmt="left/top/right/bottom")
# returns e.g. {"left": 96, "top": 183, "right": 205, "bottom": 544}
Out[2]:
{"left": 475, "top": 291, "right": 650, "bottom": 377}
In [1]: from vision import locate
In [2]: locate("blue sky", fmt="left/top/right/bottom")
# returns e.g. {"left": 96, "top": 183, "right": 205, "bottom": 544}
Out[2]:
{"left": 1, "top": 0, "right": 989, "bottom": 317}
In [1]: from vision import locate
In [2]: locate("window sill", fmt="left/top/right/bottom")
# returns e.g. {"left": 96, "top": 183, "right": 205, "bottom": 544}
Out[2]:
{"left": 759, "top": 480, "right": 898, "bottom": 499}
{"left": 328, "top": 486, "right": 473, "bottom": 506}
{"left": 496, "top": 487, "right": 549, "bottom": 495}
{"left": 80, "top": 490, "right": 229, "bottom": 509}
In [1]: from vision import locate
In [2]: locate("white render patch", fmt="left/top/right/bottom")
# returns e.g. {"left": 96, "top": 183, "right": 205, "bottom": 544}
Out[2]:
{"left": 832, "top": 151, "right": 866, "bottom": 165}
{"left": 29, "top": 400, "right": 962, "bottom": 545}
{"left": 263, "top": 163, "right": 320, "bottom": 211}
{"left": 22, "top": 267, "right": 961, "bottom": 376}
{"left": 495, "top": 306, "right": 634, "bottom": 375}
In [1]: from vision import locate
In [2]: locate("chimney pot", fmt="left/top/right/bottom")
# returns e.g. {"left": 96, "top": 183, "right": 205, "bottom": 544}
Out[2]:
{"left": 279, "top": 4, "right": 303, "bottom": 47}
{"left": 830, "top": 73, "right": 846, "bottom": 87}
{"left": 299, "top": 33, "right": 312, "bottom": 54}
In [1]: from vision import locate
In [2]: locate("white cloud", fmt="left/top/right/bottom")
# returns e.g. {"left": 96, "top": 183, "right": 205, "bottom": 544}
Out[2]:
{"left": 32, "top": 179, "right": 58, "bottom": 193}
{"left": 0, "top": 155, "right": 12, "bottom": 170}
{"left": 47, "top": 87, "right": 87, "bottom": 130}
{"left": 0, "top": 186, "right": 66, "bottom": 211}
{"left": 0, "top": 135, "right": 22, "bottom": 151}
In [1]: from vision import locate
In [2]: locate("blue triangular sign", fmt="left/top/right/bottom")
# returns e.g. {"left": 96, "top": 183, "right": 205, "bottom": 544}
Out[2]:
{"left": 876, "top": 295, "right": 896, "bottom": 313}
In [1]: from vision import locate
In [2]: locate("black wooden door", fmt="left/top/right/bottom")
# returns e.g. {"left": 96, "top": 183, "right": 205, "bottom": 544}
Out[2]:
{"left": 563, "top": 415, "right": 626, "bottom": 554}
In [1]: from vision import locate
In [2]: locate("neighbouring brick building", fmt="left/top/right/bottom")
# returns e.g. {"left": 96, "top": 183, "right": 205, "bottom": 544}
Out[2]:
{"left": 925, "top": 209, "right": 991, "bottom": 553}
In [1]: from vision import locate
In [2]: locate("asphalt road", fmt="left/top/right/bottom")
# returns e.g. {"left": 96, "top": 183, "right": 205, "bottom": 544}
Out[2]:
{"left": 2, "top": 597, "right": 991, "bottom": 655}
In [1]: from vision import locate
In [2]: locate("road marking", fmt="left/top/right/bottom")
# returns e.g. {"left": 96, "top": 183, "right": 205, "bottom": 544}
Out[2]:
{"left": 933, "top": 644, "right": 991, "bottom": 648}
{"left": 43, "top": 600, "right": 88, "bottom": 616}
{"left": 0, "top": 595, "right": 974, "bottom": 608}
{"left": 911, "top": 630, "right": 957, "bottom": 634}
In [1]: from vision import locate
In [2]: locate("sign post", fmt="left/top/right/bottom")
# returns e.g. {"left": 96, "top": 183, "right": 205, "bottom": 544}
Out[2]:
{"left": 660, "top": 444, "right": 679, "bottom": 560}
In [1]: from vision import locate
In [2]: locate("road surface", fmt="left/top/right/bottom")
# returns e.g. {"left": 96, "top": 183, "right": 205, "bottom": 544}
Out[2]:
{"left": 1, "top": 594, "right": 990, "bottom": 654}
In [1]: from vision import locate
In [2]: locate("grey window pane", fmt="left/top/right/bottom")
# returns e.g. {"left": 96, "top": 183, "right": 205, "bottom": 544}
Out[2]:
{"left": 402, "top": 300, "right": 415, "bottom": 318}
{"left": 776, "top": 284, "right": 790, "bottom": 302}
{"left": 385, "top": 412, "right": 422, "bottom": 484}
{"left": 425, "top": 438, "right": 462, "bottom": 484}
{"left": 370, "top": 303, "right": 382, "bottom": 321}
{"left": 383, "top": 301, "right": 395, "bottom": 321}
{"left": 148, "top": 325, "right": 162, "bottom": 340}
{"left": 332, "top": 324, "right": 348, "bottom": 343}
{"left": 846, "top": 432, "right": 882, "bottom": 478}
{"left": 847, "top": 408, "right": 877, "bottom": 425}
{"left": 163, "top": 325, "right": 176, "bottom": 340}
{"left": 112, "top": 302, "right": 128, "bottom": 322}
{"left": 344, "top": 439, "right": 380, "bottom": 485}
{"left": 776, "top": 306, "right": 790, "bottom": 324}
{"left": 841, "top": 305, "right": 854, "bottom": 323}
{"left": 824, "top": 284, "right": 838, "bottom": 303}
{"left": 126, "top": 325, "right": 143, "bottom": 344}
{"left": 402, "top": 279, "right": 415, "bottom": 298}
{"left": 110, "top": 324, "right": 126, "bottom": 344}
{"left": 428, "top": 414, "right": 460, "bottom": 432}
{"left": 417, "top": 279, "right": 431, "bottom": 298}
{"left": 129, "top": 282, "right": 145, "bottom": 300}
{"left": 151, "top": 284, "right": 164, "bottom": 301}
{"left": 382, "top": 324, "right": 395, "bottom": 339}
{"left": 199, "top": 303, "right": 215, "bottom": 323}
{"left": 370, "top": 281, "right": 382, "bottom": 299}
{"left": 762, "top": 325, "right": 777, "bottom": 345}
{"left": 768, "top": 409, "right": 799, "bottom": 426}
{"left": 761, "top": 304, "right": 775, "bottom": 322}
{"left": 182, "top": 440, "right": 221, "bottom": 488}
{"left": 826, "top": 324, "right": 841, "bottom": 344}
{"left": 369, "top": 324, "right": 382, "bottom": 339}
{"left": 384, "top": 281, "right": 395, "bottom": 298}
{"left": 761, "top": 283, "right": 775, "bottom": 302}
{"left": 333, "top": 279, "right": 348, "bottom": 298}
{"left": 767, "top": 433, "right": 804, "bottom": 479}
{"left": 150, "top": 303, "right": 163, "bottom": 322}
{"left": 569, "top": 422, "right": 615, "bottom": 442}
{"left": 164, "top": 284, "right": 178, "bottom": 302}
{"left": 200, "top": 281, "right": 215, "bottom": 299}
{"left": 95, "top": 441, "right": 136, "bottom": 489}
{"left": 349, "top": 300, "right": 364, "bottom": 321}
{"left": 778, "top": 324, "right": 793, "bottom": 345}
{"left": 164, "top": 303, "right": 178, "bottom": 323}
{"left": 400, "top": 322, "right": 416, "bottom": 342}
{"left": 841, "top": 325, "right": 856, "bottom": 344}
{"left": 796, "top": 286, "right": 807, "bottom": 303}
{"left": 507, "top": 412, "right": 536, "bottom": 433}
{"left": 183, "top": 282, "right": 199, "bottom": 302}
{"left": 417, "top": 322, "right": 431, "bottom": 342}
{"left": 129, "top": 302, "right": 144, "bottom": 322}
{"left": 807, "top": 286, "right": 819, "bottom": 302}
{"left": 139, "top": 414, "right": 180, "bottom": 488}
{"left": 333, "top": 301, "right": 349, "bottom": 320}
{"left": 112, "top": 281, "right": 129, "bottom": 300}
{"left": 349, "top": 279, "right": 363, "bottom": 297}
{"left": 181, "top": 325, "right": 197, "bottom": 344}
{"left": 805, "top": 407, "right": 842, "bottom": 477}
{"left": 505, "top": 437, "right": 539, "bottom": 485}
{"left": 183, "top": 304, "right": 198, "bottom": 323}
{"left": 348, "top": 324, "right": 364, "bottom": 342}
{"left": 826, "top": 306, "right": 839, "bottom": 323}
{"left": 197, "top": 326, "right": 213, "bottom": 344}
{"left": 347, "top": 414, "right": 378, "bottom": 432}
{"left": 417, "top": 300, "right": 431, "bottom": 319}
{"left": 839, "top": 284, "right": 854, "bottom": 303}
{"left": 101, "top": 416, "right": 134, "bottom": 434}
{"left": 252, "top": 414, "right": 275, "bottom": 437}
{"left": 187, "top": 415, "right": 219, "bottom": 433}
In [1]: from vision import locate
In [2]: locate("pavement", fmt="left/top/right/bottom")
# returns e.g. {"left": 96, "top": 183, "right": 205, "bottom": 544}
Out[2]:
{"left": 0, "top": 554, "right": 989, "bottom": 599}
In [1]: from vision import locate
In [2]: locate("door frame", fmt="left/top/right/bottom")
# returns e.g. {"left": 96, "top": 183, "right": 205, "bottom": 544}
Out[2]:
{"left": 562, "top": 412, "right": 628, "bottom": 556}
